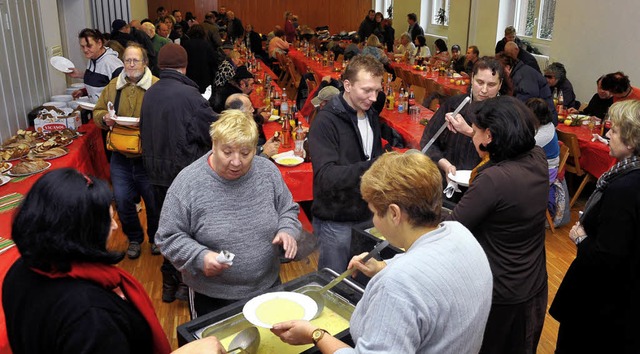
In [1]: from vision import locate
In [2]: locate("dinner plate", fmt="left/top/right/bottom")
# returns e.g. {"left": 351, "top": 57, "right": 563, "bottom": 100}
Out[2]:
{"left": 70, "top": 83, "right": 85, "bottom": 89}
{"left": 0, "top": 175, "right": 10, "bottom": 187}
{"left": 8, "top": 161, "right": 51, "bottom": 177}
{"left": 275, "top": 155, "right": 304, "bottom": 167}
{"left": 0, "top": 162, "right": 12, "bottom": 174}
{"left": 242, "top": 291, "right": 317, "bottom": 328}
{"left": 49, "top": 56, "right": 75, "bottom": 73}
{"left": 112, "top": 116, "right": 140, "bottom": 126}
{"left": 77, "top": 101, "right": 96, "bottom": 111}
{"left": 447, "top": 170, "right": 472, "bottom": 187}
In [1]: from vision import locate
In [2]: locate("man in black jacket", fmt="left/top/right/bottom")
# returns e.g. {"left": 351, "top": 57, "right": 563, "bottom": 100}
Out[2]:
{"left": 140, "top": 43, "right": 218, "bottom": 303}
{"left": 309, "top": 54, "right": 384, "bottom": 272}
{"left": 505, "top": 41, "right": 541, "bottom": 73}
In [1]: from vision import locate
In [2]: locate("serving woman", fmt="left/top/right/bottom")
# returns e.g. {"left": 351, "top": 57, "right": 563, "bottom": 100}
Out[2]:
{"left": 549, "top": 100, "right": 640, "bottom": 353}
{"left": 156, "top": 110, "right": 301, "bottom": 318}
{"left": 447, "top": 96, "right": 549, "bottom": 353}
{"left": 272, "top": 152, "right": 493, "bottom": 353}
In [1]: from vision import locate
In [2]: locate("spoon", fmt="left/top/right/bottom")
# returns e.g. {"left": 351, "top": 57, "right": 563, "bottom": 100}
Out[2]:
{"left": 304, "top": 240, "right": 389, "bottom": 319}
{"left": 227, "top": 327, "right": 260, "bottom": 354}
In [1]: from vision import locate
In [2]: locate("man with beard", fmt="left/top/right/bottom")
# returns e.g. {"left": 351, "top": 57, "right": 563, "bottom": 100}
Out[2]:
{"left": 93, "top": 43, "right": 160, "bottom": 260}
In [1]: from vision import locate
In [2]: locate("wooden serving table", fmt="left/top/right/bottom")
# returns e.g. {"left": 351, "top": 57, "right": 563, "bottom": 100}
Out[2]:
{"left": 0, "top": 123, "right": 110, "bottom": 353}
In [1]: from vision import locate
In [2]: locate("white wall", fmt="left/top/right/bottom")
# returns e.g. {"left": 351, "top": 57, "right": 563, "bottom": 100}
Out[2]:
{"left": 39, "top": 0, "right": 66, "bottom": 96}
{"left": 550, "top": 0, "right": 640, "bottom": 104}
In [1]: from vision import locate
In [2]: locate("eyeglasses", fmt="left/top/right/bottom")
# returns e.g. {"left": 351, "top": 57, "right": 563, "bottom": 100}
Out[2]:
{"left": 125, "top": 59, "right": 142, "bottom": 65}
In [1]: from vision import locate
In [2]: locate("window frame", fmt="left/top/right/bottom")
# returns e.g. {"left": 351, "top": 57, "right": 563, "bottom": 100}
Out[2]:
{"left": 431, "top": 0, "right": 450, "bottom": 27}
{"left": 513, "top": 0, "right": 555, "bottom": 41}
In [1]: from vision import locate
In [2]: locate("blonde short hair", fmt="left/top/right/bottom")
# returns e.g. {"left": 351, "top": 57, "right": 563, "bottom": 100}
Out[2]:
{"left": 361, "top": 151, "right": 442, "bottom": 227}
{"left": 366, "top": 34, "right": 381, "bottom": 48}
{"left": 608, "top": 100, "right": 640, "bottom": 155}
{"left": 209, "top": 109, "right": 258, "bottom": 148}
{"left": 141, "top": 22, "right": 155, "bottom": 37}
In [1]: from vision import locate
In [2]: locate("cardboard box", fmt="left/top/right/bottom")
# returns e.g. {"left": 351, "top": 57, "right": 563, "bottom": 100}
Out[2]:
{"left": 34, "top": 111, "right": 81, "bottom": 132}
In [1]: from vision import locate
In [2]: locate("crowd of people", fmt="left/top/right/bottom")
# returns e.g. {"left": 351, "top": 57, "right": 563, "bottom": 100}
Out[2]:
{"left": 3, "top": 5, "right": 640, "bottom": 354}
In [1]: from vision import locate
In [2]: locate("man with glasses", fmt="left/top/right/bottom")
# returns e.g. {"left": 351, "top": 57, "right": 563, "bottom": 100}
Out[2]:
{"left": 93, "top": 43, "right": 160, "bottom": 260}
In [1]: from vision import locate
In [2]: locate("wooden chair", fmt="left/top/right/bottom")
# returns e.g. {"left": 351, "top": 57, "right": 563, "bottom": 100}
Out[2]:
{"left": 409, "top": 85, "right": 426, "bottom": 106}
{"left": 556, "top": 129, "right": 594, "bottom": 208}
{"left": 390, "top": 77, "right": 404, "bottom": 93}
{"left": 546, "top": 144, "right": 570, "bottom": 233}
{"left": 286, "top": 60, "right": 302, "bottom": 92}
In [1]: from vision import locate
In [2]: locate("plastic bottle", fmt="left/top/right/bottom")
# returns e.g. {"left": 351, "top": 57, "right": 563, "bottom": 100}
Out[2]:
{"left": 557, "top": 91, "right": 565, "bottom": 118}
{"left": 407, "top": 89, "right": 415, "bottom": 114}
{"left": 398, "top": 89, "right": 405, "bottom": 113}
{"left": 281, "top": 90, "right": 289, "bottom": 117}
{"left": 294, "top": 123, "right": 305, "bottom": 157}
{"left": 273, "top": 91, "right": 281, "bottom": 117}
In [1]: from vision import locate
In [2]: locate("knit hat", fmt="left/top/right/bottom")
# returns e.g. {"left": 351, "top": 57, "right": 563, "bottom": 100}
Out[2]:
{"left": 311, "top": 86, "right": 340, "bottom": 106}
{"left": 112, "top": 19, "right": 127, "bottom": 33}
{"left": 158, "top": 43, "right": 188, "bottom": 69}
{"left": 232, "top": 66, "right": 254, "bottom": 81}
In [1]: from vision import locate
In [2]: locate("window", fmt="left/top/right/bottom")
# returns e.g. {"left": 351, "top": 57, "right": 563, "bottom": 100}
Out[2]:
{"left": 431, "top": 0, "right": 450, "bottom": 26}
{"left": 514, "top": 0, "right": 556, "bottom": 40}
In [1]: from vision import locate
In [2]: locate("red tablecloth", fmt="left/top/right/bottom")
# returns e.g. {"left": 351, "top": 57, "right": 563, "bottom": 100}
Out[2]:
{"left": 556, "top": 124, "right": 616, "bottom": 178}
{"left": 0, "top": 123, "right": 110, "bottom": 353}
{"left": 288, "top": 48, "right": 342, "bottom": 80}
{"left": 379, "top": 105, "right": 434, "bottom": 149}
{"left": 389, "top": 61, "right": 469, "bottom": 96}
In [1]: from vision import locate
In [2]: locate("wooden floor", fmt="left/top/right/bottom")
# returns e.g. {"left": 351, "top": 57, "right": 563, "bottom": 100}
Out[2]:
{"left": 110, "top": 200, "right": 583, "bottom": 352}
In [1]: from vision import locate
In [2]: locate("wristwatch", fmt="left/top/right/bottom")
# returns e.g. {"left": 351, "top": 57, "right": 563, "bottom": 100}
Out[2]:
{"left": 574, "top": 235, "right": 587, "bottom": 245}
{"left": 311, "top": 328, "right": 329, "bottom": 345}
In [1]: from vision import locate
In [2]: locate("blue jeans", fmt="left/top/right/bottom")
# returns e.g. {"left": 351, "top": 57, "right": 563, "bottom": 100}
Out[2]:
{"left": 313, "top": 217, "right": 356, "bottom": 272}
{"left": 110, "top": 152, "right": 159, "bottom": 244}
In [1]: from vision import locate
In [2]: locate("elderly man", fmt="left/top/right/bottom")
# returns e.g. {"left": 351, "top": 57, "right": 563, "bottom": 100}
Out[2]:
{"left": 545, "top": 62, "right": 580, "bottom": 110}
{"left": 600, "top": 71, "right": 640, "bottom": 103}
{"left": 93, "top": 43, "right": 159, "bottom": 259}
{"left": 140, "top": 43, "right": 218, "bottom": 302}
{"left": 142, "top": 22, "right": 170, "bottom": 58}
{"left": 156, "top": 110, "right": 301, "bottom": 317}
{"left": 504, "top": 41, "right": 541, "bottom": 73}
{"left": 309, "top": 54, "right": 385, "bottom": 272}
{"left": 210, "top": 65, "right": 255, "bottom": 113}
{"left": 407, "top": 13, "right": 424, "bottom": 41}
{"left": 225, "top": 93, "right": 280, "bottom": 158}
{"left": 495, "top": 25, "right": 524, "bottom": 54}
{"left": 157, "top": 22, "right": 170, "bottom": 39}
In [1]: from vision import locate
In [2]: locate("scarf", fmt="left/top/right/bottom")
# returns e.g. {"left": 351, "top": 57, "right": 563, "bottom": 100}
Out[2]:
{"left": 581, "top": 155, "right": 640, "bottom": 223}
{"left": 32, "top": 262, "right": 172, "bottom": 354}
{"left": 469, "top": 154, "right": 491, "bottom": 185}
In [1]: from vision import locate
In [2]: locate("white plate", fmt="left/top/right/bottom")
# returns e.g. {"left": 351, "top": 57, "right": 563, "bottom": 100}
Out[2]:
{"left": 8, "top": 161, "right": 51, "bottom": 177}
{"left": 70, "top": 83, "right": 85, "bottom": 89}
{"left": 1, "top": 162, "right": 12, "bottom": 174}
{"left": 447, "top": 170, "right": 472, "bottom": 187}
{"left": 112, "top": 116, "right": 140, "bottom": 126}
{"left": 0, "top": 175, "right": 10, "bottom": 187}
{"left": 268, "top": 115, "right": 280, "bottom": 122}
{"left": 77, "top": 101, "right": 96, "bottom": 111}
{"left": 275, "top": 155, "right": 304, "bottom": 167}
{"left": 242, "top": 291, "right": 317, "bottom": 328}
{"left": 49, "top": 56, "right": 75, "bottom": 73}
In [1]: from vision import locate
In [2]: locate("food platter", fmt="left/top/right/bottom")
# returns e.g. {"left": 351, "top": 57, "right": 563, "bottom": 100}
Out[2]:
{"left": 8, "top": 161, "right": 51, "bottom": 177}
{"left": 275, "top": 155, "right": 304, "bottom": 167}
{"left": 242, "top": 291, "right": 317, "bottom": 328}
{"left": 49, "top": 56, "right": 75, "bottom": 73}
{"left": 32, "top": 147, "right": 69, "bottom": 160}
{"left": 447, "top": 170, "right": 472, "bottom": 187}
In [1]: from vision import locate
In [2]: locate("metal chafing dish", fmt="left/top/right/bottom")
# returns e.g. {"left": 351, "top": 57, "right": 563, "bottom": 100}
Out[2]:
{"left": 177, "top": 269, "right": 365, "bottom": 353}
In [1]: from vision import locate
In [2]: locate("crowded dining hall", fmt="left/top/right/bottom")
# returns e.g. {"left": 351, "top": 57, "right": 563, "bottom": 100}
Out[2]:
{"left": 0, "top": 0, "right": 639, "bottom": 353}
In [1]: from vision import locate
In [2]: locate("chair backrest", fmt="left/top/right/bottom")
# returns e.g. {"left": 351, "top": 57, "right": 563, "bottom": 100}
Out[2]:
{"left": 556, "top": 129, "right": 584, "bottom": 176}
{"left": 558, "top": 144, "right": 570, "bottom": 173}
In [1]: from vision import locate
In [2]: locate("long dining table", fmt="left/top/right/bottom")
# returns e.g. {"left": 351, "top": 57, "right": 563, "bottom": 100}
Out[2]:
{"left": 0, "top": 122, "right": 110, "bottom": 353}
{"left": 556, "top": 124, "right": 616, "bottom": 178}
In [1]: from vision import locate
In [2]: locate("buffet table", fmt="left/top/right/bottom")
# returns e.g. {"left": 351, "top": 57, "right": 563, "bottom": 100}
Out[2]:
{"left": 556, "top": 124, "right": 616, "bottom": 178}
{"left": 0, "top": 122, "right": 110, "bottom": 353}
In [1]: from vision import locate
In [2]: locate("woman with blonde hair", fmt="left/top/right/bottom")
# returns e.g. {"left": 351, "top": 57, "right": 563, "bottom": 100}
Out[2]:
{"left": 361, "top": 35, "right": 389, "bottom": 64}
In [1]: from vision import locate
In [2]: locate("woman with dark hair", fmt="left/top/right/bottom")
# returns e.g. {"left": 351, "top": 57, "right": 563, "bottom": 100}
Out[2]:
{"left": 550, "top": 100, "right": 640, "bottom": 353}
{"left": 420, "top": 56, "right": 513, "bottom": 186}
{"left": 413, "top": 34, "right": 431, "bottom": 59}
{"left": 544, "top": 62, "right": 580, "bottom": 109}
{"left": 2, "top": 168, "right": 171, "bottom": 354}
{"left": 447, "top": 96, "right": 549, "bottom": 353}
{"left": 182, "top": 24, "right": 217, "bottom": 93}
{"left": 430, "top": 38, "right": 451, "bottom": 68}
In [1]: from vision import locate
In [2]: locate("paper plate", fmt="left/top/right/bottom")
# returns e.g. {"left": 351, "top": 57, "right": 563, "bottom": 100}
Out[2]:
{"left": 268, "top": 115, "right": 280, "bottom": 122}
{"left": 77, "top": 101, "right": 96, "bottom": 111}
{"left": 70, "top": 83, "right": 85, "bottom": 89}
{"left": 112, "top": 116, "right": 140, "bottom": 126}
{"left": 243, "top": 291, "right": 317, "bottom": 328}
{"left": 50, "top": 56, "right": 75, "bottom": 73}
{"left": 447, "top": 170, "right": 472, "bottom": 187}
{"left": 275, "top": 155, "right": 304, "bottom": 167}
{"left": 51, "top": 94, "right": 73, "bottom": 102}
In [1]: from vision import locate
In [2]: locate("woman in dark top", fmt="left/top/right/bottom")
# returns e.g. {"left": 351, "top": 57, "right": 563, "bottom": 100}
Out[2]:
{"left": 550, "top": 100, "right": 640, "bottom": 354}
{"left": 447, "top": 96, "right": 549, "bottom": 353}
{"left": 3, "top": 169, "right": 171, "bottom": 354}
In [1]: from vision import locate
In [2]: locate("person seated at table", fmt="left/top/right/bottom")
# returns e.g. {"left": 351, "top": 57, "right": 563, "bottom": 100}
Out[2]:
{"left": 156, "top": 110, "right": 301, "bottom": 318}
{"left": 244, "top": 23, "right": 267, "bottom": 61}
{"left": 496, "top": 53, "right": 557, "bottom": 124}
{"left": 450, "top": 44, "right": 465, "bottom": 73}
{"left": 464, "top": 45, "right": 480, "bottom": 76}
{"left": 568, "top": 75, "right": 613, "bottom": 118}
{"left": 394, "top": 32, "right": 415, "bottom": 57}
{"left": 495, "top": 25, "right": 524, "bottom": 54}
{"left": 413, "top": 34, "right": 431, "bottom": 60}
{"left": 420, "top": 56, "right": 513, "bottom": 187}
{"left": 3, "top": 168, "right": 172, "bottom": 354}
{"left": 550, "top": 99, "right": 640, "bottom": 353}
{"left": 545, "top": 62, "right": 580, "bottom": 110}
{"left": 210, "top": 65, "right": 254, "bottom": 113}
{"left": 225, "top": 93, "right": 280, "bottom": 158}
{"left": 361, "top": 35, "right": 389, "bottom": 65}
{"left": 504, "top": 41, "right": 541, "bottom": 73}
{"left": 213, "top": 43, "right": 242, "bottom": 88}
{"left": 343, "top": 35, "right": 362, "bottom": 61}
{"left": 271, "top": 151, "right": 493, "bottom": 353}
{"left": 448, "top": 96, "right": 549, "bottom": 353}
{"left": 430, "top": 39, "right": 451, "bottom": 69}
{"left": 600, "top": 71, "right": 640, "bottom": 103}
{"left": 268, "top": 28, "right": 289, "bottom": 59}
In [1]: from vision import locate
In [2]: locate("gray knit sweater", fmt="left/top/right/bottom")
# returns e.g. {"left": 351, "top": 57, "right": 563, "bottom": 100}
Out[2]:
{"left": 155, "top": 153, "right": 301, "bottom": 299}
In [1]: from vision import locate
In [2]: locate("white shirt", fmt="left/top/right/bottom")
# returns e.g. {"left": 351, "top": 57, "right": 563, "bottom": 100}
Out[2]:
{"left": 357, "top": 115, "right": 373, "bottom": 160}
